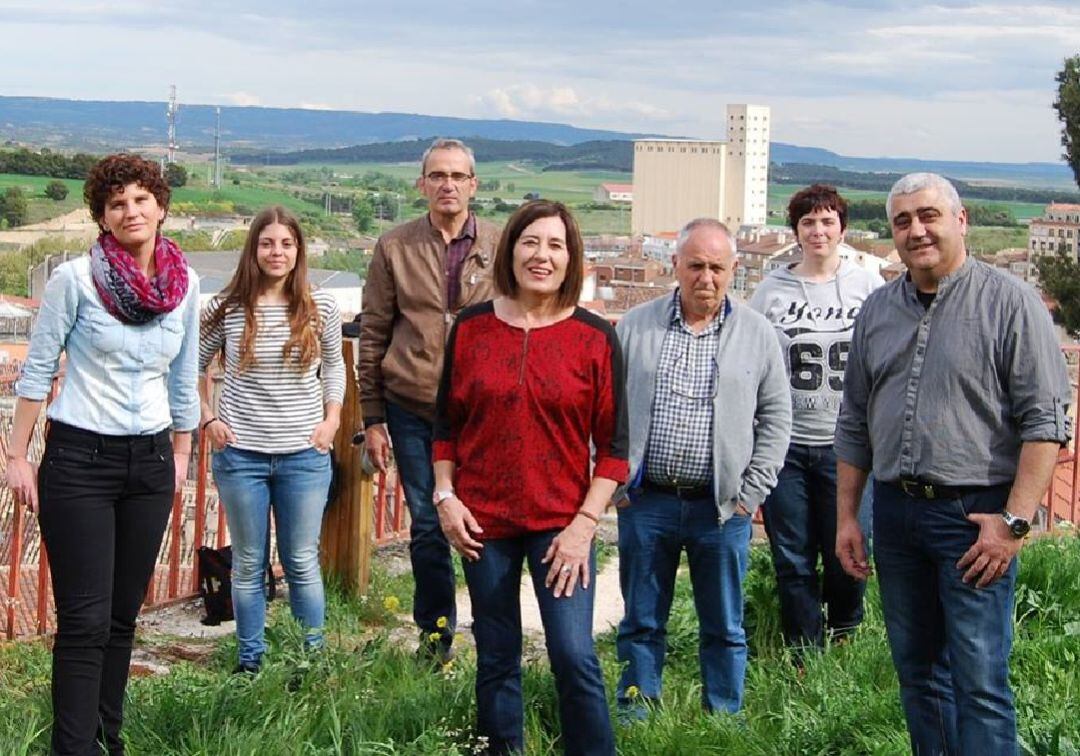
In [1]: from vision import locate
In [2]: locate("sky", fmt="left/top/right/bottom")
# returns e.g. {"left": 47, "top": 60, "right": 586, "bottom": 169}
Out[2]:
{"left": 2, "top": 0, "right": 1078, "bottom": 163}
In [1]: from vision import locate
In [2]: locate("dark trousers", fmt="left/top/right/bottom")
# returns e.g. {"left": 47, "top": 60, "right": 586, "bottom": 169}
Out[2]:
{"left": 37, "top": 421, "right": 175, "bottom": 756}
{"left": 761, "top": 443, "right": 872, "bottom": 649}
{"left": 385, "top": 401, "right": 456, "bottom": 649}
{"left": 463, "top": 532, "right": 614, "bottom": 756}
{"left": 874, "top": 481, "right": 1017, "bottom": 755}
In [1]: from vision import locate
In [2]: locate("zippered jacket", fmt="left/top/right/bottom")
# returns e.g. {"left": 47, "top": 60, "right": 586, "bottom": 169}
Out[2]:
{"left": 617, "top": 294, "right": 791, "bottom": 521}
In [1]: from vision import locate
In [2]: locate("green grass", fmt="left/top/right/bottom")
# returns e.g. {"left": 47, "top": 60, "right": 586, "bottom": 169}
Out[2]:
{"left": 0, "top": 173, "right": 86, "bottom": 225}
{"left": 2, "top": 531, "right": 1078, "bottom": 754}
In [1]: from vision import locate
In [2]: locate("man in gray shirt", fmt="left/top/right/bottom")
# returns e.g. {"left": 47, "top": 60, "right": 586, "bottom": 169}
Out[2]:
{"left": 834, "top": 173, "right": 1072, "bottom": 755}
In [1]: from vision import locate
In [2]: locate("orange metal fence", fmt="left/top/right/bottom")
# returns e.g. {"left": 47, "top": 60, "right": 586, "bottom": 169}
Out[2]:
{"left": 0, "top": 415, "right": 411, "bottom": 643}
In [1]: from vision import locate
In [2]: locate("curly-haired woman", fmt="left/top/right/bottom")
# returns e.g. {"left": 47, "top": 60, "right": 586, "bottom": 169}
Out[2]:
{"left": 6, "top": 154, "right": 200, "bottom": 755}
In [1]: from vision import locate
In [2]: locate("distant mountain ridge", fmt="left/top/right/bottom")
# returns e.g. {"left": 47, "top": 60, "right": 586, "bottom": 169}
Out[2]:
{"left": 0, "top": 95, "right": 653, "bottom": 150}
{"left": 0, "top": 95, "right": 1074, "bottom": 188}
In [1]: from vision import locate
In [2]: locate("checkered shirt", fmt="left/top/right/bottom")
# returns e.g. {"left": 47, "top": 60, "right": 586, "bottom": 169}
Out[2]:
{"left": 643, "top": 290, "right": 727, "bottom": 487}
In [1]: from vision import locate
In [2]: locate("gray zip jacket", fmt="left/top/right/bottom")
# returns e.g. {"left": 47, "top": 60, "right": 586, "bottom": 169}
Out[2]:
{"left": 616, "top": 293, "right": 792, "bottom": 522}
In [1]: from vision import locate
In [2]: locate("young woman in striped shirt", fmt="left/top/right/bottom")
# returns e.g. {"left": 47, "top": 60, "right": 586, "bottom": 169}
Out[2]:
{"left": 199, "top": 206, "right": 344, "bottom": 673}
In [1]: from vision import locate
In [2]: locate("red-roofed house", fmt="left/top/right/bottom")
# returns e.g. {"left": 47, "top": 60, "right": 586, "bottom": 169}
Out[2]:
{"left": 593, "top": 183, "right": 633, "bottom": 203}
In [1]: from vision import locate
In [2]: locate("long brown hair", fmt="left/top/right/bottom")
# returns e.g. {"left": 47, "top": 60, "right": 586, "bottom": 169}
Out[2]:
{"left": 204, "top": 206, "right": 321, "bottom": 372}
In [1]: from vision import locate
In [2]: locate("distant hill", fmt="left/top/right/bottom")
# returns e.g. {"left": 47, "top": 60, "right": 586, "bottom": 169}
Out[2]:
{"left": 770, "top": 143, "right": 1075, "bottom": 189}
{"left": 233, "top": 138, "right": 635, "bottom": 172}
{"left": 0, "top": 95, "right": 653, "bottom": 151}
{"left": 1, "top": 95, "right": 1074, "bottom": 189}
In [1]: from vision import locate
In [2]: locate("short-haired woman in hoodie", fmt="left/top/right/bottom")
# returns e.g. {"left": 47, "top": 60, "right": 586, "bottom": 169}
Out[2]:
{"left": 749, "top": 184, "right": 883, "bottom": 655}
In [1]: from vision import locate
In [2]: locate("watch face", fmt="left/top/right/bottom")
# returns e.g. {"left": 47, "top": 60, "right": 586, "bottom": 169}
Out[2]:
{"left": 1009, "top": 519, "right": 1031, "bottom": 538}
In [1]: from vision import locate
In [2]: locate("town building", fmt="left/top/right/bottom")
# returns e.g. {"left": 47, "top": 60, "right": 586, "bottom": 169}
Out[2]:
{"left": 1029, "top": 202, "right": 1080, "bottom": 262}
{"left": 631, "top": 104, "right": 770, "bottom": 235}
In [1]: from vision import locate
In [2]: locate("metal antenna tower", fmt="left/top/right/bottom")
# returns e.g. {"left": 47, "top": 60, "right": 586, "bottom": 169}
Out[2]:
{"left": 213, "top": 107, "right": 222, "bottom": 189}
{"left": 166, "top": 85, "right": 179, "bottom": 164}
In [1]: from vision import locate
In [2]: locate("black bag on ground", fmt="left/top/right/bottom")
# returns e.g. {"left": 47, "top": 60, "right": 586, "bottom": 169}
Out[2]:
{"left": 197, "top": 545, "right": 277, "bottom": 626}
{"left": 197, "top": 545, "right": 234, "bottom": 626}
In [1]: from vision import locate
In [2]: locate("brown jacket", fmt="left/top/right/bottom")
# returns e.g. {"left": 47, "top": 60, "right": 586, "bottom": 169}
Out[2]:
{"left": 358, "top": 214, "right": 500, "bottom": 424}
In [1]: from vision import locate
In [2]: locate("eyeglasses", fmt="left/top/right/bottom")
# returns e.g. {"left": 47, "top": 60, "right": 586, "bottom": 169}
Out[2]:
{"left": 671, "top": 353, "right": 719, "bottom": 400}
{"left": 425, "top": 171, "right": 475, "bottom": 184}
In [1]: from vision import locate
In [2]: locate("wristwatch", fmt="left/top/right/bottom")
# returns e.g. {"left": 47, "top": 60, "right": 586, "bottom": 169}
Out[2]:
{"left": 433, "top": 489, "right": 456, "bottom": 507}
{"left": 1001, "top": 510, "right": 1031, "bottom": 539}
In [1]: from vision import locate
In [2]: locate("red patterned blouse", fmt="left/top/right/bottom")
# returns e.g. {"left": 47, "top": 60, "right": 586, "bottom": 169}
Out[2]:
{"left": 433, "top": 302, "right": 629, "bottom": 539}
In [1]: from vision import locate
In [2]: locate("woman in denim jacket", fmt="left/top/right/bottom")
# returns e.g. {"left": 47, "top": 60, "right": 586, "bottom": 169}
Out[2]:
{"left": 5, "top": 154, "right": 200, "bottom": 755}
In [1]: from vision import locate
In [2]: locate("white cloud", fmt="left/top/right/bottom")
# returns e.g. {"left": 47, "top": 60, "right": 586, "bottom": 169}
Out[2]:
{"left": 474, "top": 85, "right": 671, "bottom": 124}
{"left": 225, "top": 92, "right": 262, "bottom": 107}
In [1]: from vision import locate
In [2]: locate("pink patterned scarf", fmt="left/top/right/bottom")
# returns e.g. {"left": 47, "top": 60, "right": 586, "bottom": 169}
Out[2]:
{"left": 90, "top": 233, "right": 189, "bottom": 324}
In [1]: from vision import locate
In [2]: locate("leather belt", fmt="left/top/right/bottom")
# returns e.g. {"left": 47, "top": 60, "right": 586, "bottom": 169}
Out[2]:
{"left": 643, "top": 480, "right": 712, "bottom": 500}
{"left": 887, "top": 479, "right": 1008, "bottom": 500}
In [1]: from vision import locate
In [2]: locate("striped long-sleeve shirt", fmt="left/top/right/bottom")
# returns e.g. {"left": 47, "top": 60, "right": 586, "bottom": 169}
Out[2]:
{"left": 199, "top": 289, "right": 345, "bottom": 454}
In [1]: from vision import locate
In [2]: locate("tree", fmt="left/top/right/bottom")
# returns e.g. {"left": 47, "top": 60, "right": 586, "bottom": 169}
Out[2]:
{"left": 352, "top": 196, "right": 375, "bottom": 233}
{"left": 1054, "top": 54, "right": 1080, "bottom": 188}
{"left": 0, "top": 187, "right": 28, "bottom": 227}
{"left": 373, "top": 193, "right": 399, "bottom": 222}
{"left": 1036, "top": 248, "right": 1080, "bottom": 336}
{"left": 44, "top": 180, "right": 69, "bottom": 201}
{"left": 164, "top": 162, "right": 188, "bottom": 188}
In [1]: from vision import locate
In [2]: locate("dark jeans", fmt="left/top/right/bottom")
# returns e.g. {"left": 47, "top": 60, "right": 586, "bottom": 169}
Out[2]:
{"left": 36, "top": 421, "right": 175, "bottom": 756}
{"left": 385, "top": 402, "right": 456, "bottom": 648}
{"left": 761, "top": 443, "right": 872, "bottom": 648}
{"left": 874, "top": 481, "right": 1017, "bottom": 755}
{"left": 463, "top": 532, "right": 614, "bottom": 756}
{"left": 616, "top": 487, "right": 752, "bottom": 714}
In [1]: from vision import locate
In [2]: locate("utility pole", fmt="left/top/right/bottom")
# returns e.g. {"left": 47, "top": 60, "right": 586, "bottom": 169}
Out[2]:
{"left": 165, "top": 85, "right": 179, "bottom": 164}
{"left": 213, "top": 107, "right": 222, "bottom": 189}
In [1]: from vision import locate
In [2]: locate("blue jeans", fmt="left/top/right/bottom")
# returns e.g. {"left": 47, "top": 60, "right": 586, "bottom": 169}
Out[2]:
{"left": 212, "top": 445, "right": 332, "bottom": 666}
{"left": 874, "top": 481, "right": 1017, "bottom": 755}
{"left": 762, "top": 443, "right": 873, "bottom": 648}
{"left": 385, "top": 401, "right": 456, "bottom": 649}
{"left": 616, "top": 487, "right": 752, "bottom": 714}
{"left": 463, "top": 532, "right": 614, "bottom": 756}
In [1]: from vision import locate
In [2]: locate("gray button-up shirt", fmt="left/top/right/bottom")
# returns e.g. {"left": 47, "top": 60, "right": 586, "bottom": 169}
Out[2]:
{"left": 834, "top": 257, "right": 1072, "bottom": 486}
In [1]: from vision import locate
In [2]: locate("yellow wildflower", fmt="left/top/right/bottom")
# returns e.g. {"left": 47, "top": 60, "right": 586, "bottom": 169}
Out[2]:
{"left": 625, "top": 685, "right": 640, "bottom": 699}
{"left": 383, "top": 595, "right": 400, "bottom": 612}
{"left": 429, "top": 632, "right": 442, "bottom": 643}
{"left": 436, "top": 616, "right": 449, "bottom": 629}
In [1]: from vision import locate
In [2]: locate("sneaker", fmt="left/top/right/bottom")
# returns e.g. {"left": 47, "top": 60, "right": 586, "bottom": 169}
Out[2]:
{"left": 232, "top": 661, "right": 260, "bottom": 676}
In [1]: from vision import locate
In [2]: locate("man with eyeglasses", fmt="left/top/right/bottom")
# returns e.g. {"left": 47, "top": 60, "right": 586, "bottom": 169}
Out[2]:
{"left": 613, "top": 217, "right": 791, "bottom": 717}
{"left": 359, "top": 138, "right": 500, "bottom": 665}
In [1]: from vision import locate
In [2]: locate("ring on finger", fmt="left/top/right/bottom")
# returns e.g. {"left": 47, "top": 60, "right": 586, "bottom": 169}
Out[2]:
{"left": 560, "top": 565, "right": 572, "bottom": 575}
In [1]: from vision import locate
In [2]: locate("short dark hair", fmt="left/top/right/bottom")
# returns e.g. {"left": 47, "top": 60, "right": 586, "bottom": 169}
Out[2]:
{"left": 493, "top": 200, "right": 583, "bottom": 309}
{"left": 84, "top": 154, "right": 171, "bottom": 228}
{"left": 787, "top": 184, "right": 848, "bottom": 233}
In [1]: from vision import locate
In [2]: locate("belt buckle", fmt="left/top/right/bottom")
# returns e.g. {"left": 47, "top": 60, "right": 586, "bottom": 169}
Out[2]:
{"left": 900, "top": 480, "right": 935, "bottom": 499}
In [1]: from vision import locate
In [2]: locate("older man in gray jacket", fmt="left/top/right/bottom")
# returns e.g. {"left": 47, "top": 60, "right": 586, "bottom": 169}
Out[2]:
{"left": 614, "top": 218, "right": 791, "bottom": 717}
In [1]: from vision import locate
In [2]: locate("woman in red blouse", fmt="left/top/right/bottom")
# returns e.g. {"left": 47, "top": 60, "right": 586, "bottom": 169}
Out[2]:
{"left": 433, "top": 200, "right": 628, "bottom": 756}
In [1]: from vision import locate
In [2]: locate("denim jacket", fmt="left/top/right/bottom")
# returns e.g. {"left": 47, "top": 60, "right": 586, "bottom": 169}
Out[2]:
{"left": 17, "top": 256, "right": 201, "bottom": 435}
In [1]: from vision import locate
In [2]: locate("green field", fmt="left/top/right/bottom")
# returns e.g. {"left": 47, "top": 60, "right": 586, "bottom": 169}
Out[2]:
{"left": 0, "top": 173, "right": 85, "bottom": 224}
{"left": 2, "top": 532, "right": 1078, "bottom": 754}
{"left": 0, "top": 166, "right": 1051, "bottom": 244}
{"left": 769, "top": 183, "right": 1048, "bottom": 222}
